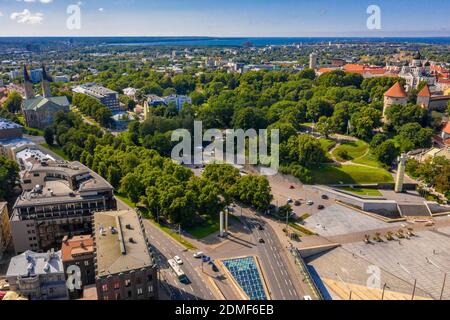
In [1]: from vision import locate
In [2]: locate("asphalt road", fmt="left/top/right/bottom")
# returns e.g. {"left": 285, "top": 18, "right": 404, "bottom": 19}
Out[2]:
{"left": 239, "top": 211, "right": 300, "bottom": 300}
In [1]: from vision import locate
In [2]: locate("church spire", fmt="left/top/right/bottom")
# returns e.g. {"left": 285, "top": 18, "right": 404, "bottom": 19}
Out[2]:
{"left": 41, "top": 64, "right": 52, "bottom": 98}
{"left": 23, "top": 65, "right": 35, "bottom": 100}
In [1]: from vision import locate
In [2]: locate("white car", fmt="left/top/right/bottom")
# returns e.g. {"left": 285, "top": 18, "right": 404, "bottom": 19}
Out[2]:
{"left": 193, "top": 252, "right": 204, "bottom": 258}
{"left": 303, "top": 295, "right": 312, "bottom": 300}
{"left": 174, "top": 256, "right": 183, "bottom": 265}
{"left": 307, "top": 200, "right": 314, "bottom": 206}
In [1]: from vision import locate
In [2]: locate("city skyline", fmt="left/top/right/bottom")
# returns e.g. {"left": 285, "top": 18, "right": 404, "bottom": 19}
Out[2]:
{"left": 0, "top": 0, "right": 449, "bottom": 37}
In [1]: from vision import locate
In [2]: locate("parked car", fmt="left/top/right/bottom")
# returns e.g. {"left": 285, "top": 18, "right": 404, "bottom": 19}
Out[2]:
{"left": 321, "top": 195, "right": 329, "bottom": 200}
{"left": 174, "top": 256, "right": 183, "bottom": 265}
{"left": 287, "top": 198, "right": 294, "bottom": 204}
{"left": 303, "top": 296, "right": 312, "bottom": 300}
{"left": 289, "top": 185, "right": 295, "bottom": 189}
{"left": 259, "top": 238, "right": 265, "bottom": 244}
{"left": 211, "top": 263, "right": 219, "bottom": 272}
{"left": 257, "top": 224, "right": 264, "bottom": 231}
{"left": 318, "top": 205, "right": 325, "bottom": 210}
{"left": 307, "top": 200, "right": 314, "bottom": 206}
{"left": 294, "top": 200, "right": 301, "bottom": 206}
{"left": 202, "top": 256, "right": 211, "bottom": 263}
{"left": 193, "top": 252, "right": 204, "bottom": 258}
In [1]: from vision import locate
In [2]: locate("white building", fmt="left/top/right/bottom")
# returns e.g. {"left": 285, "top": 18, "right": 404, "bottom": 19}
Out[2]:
{"left": 6, "top": 250, "right": 69, "bottom": 300}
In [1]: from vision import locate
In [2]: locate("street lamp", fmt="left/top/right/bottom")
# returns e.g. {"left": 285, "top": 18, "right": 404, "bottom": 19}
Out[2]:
{"left": 397, "top": 262, "right": 416, "bottom": 300}
{"left": 426, "top": 257, "right": 447, "bottom": 300}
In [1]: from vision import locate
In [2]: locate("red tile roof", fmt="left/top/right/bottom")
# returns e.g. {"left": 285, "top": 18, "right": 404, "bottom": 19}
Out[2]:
{"left": 443, "top": 122, "right": 450, "bottom": 135}
{"left": 61, "top": 235, "right": 94, "bottom": 262}
{"left": 384, "top": 82, "right": 407, "bottom": 98}
{"left": 418, "top": 84, "right": 431, "bottom": 97}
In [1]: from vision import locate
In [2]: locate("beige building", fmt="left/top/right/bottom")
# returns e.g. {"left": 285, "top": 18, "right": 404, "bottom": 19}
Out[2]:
{"left": 93, "top": 210, "right": 158, "bottom": 300}
{"left": 0, "top": 202, "right": 12, "bottom": 260}
{"left": 10, "top": 160, "right": 116, "bottom": 254}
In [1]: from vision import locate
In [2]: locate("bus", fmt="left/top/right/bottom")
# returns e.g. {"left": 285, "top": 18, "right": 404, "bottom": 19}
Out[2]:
{"left": 168, "top": 259, "right": 190, "bottom": 284}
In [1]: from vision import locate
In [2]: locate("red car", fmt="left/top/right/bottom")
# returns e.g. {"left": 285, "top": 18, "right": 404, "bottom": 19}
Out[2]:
{"left": 289, "top": 185, "right": 295, "bottom": 189}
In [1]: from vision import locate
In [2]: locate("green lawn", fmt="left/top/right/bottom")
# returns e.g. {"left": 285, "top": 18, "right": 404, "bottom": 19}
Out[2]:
{"left": 352, "top": 152, "right": 385, "bottom": 169}
{"left": 40, "top": 143, "right": 69, "bottom": 160}
{"left": 318, "top": 138, "right": 336, "bottom": 152}
{"left": 148, "top": 220, "right": 197, "bottom": 250}
{"left": 185, "top": 214, "right": 239, "bottom": 239}
{"left": 332, "top": 140, "right": 369, "bottom": 162}
{"left": 340, "top": 187, "right": 383, "bottom": 197}
{"left": 311, "top": 164, "right": 393, "bottom": 185}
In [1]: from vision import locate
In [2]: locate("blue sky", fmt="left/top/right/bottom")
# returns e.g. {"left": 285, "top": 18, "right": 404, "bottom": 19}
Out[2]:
{"left": 0, "top": 0, "right": 449, "bottom": 36}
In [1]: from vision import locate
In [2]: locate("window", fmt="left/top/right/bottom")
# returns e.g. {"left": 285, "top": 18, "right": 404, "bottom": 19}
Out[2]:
{"left": 148, "top": 285, "right": 153, "bottom": 293}
{"left": 127, "top": 291, "right": 132, "bottom": 298}
{"left": 136, "top": 277, "right": 142, "bottom": 285}
{"left": 114, "top": 282, "right": 120, "bottom": 290}
{"left": 125, "top": 279, "right": 131, "bottom": 287}
{"left": 147, "top": 274, "right": 152, "bottom": 282}
{"left": 137, "top": 288, "right": 143, "bottom": 296}
{"left": 84, "top": 260, "right": 89, "bottom": 266}
{"left": 102, "top": 284, "right": 108, "bottom": 292}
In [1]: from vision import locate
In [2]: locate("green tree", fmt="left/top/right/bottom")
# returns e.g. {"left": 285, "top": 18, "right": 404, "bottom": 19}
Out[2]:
{"left": 44, "top": 127, "right": 54, "bottom": 146}
{"left": 373, "top": 139, "right": 399, "bottom": 166}
{"left": 0, "top": 156, "right": 19, "bottom": 200}
{"left": 2, "top": 91, "right": 22, "bottom": 113}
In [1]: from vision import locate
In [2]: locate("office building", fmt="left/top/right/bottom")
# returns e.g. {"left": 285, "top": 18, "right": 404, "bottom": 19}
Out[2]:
{"left": 10, "top": 160, "right": 116, "bottom": 254}
{"left": 72, "top": 83, "right": 120, "bottom": 112}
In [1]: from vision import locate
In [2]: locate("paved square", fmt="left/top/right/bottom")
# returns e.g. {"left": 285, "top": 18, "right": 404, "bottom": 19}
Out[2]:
{"left": 303, "top": 204, "right": 401, "bottom": 237}
{"left": 343, "top": 227, "right": 450, "bottom": 299}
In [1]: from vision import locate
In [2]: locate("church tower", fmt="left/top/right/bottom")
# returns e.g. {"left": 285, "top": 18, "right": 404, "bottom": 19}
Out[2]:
{"left": 41, "top": 64, "right": 52, "bottom": 98}
{"left": 23, "top": 65, "right": 35, "bottom": 100}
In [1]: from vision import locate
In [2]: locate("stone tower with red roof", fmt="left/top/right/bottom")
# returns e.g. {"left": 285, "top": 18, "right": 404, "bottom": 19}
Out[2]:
{"left": 383, "top": 82, "right": 408, "bottom": 119}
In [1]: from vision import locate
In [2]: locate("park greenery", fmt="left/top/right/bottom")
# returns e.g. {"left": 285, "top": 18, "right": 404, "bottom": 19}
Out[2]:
{"left": 0, "top": 156, "right": 19, "bottom": 201}
{"left": 48, "top": 111, "right": 273, "bottom": 231}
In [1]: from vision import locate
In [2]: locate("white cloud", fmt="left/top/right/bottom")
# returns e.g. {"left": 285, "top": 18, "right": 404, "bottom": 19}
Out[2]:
{"left": 0, "top": 11, "right": 4, "bottom": 17}
{"left": 98, "top": 8, "right": 104, "bottom": 12}
{"left": 10, "top": 9, "right": 44, "bottom": 24}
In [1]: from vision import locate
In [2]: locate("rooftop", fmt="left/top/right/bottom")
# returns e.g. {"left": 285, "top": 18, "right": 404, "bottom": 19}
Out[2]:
{"left": 94, "top": 210, "right": 154, "bottom": 278}
{"left": 15, "top": 160, "right": 113, "bottom": 207}
{"left": 0, "top": 118, "right": 23, "bottom": 130}
{"left": 418, "top": 84, "right": 431, "bottom": 97}
{"left": 22, "top": 96, "right": 70, "bottom": 111}
{"left": 61, "top": 235, "right": 94, "bottom": 262}
{"left": 6, "top": 250, "right": 64, "bottom": 277}
{"left": 384, "top": 82, "right": 408, "bottom": 98}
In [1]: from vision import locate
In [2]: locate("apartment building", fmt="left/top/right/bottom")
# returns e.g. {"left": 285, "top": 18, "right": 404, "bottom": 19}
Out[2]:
{"left": 72, "top": 83, "right": 121, "bottom": 112}
{"left": 10, "top": 160, "right": 116, "bottom": 254}
{"left": 93, "top": 210, "right": 158, "bottom": 300}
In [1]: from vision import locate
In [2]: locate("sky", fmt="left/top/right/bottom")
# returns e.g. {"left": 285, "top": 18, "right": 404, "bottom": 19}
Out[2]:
{"left": 0, "top": 0, "right": 449, "bottom": 37}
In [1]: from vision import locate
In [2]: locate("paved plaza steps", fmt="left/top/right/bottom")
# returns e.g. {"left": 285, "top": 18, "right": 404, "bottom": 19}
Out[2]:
{"left": 323, "top": 278, "right": 431, "bottom": 300}
{"left": 398, "top": 204, "right": 431, "bottom": 217}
